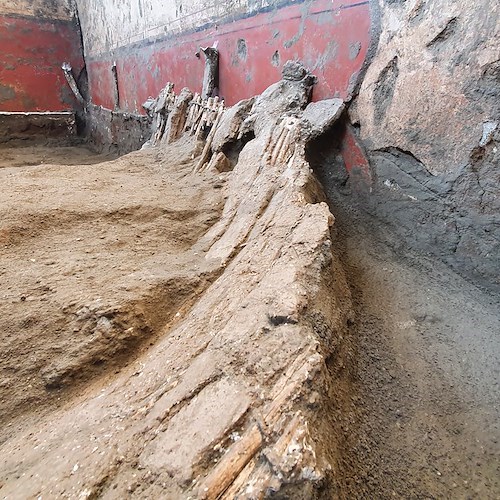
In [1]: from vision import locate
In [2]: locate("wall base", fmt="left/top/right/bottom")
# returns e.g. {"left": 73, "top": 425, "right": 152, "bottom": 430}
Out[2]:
{"left": 0, "top": 112, "right": 76, "bottom": 142}
{"left": 308, "top": 118, "right": 500, "bottom": 295}
{"left": 86, "top": 105, "right": 151, "bottom": 154}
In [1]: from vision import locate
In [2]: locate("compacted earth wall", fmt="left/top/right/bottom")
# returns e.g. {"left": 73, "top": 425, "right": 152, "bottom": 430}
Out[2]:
{"left": 347, "top": 0, "right": 499, "bottom": 292}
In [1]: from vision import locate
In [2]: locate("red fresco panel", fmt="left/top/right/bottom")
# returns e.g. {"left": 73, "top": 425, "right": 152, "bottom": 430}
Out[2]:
{"left": 87, "top": 0, "right": 371, "bottom": 112}
{"left": 0, "top": 15, "right": 84, "bottom": 112}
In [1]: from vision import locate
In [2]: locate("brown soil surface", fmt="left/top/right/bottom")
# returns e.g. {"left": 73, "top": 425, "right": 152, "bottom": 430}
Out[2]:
{"left": 0, "top": 138, "right": 224, "bottom": 436}
{"left": 0, "top": 139, "right": 116, "bottom": 168}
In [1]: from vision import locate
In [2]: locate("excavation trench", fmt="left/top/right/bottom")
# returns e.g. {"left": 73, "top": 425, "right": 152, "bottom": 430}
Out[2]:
{"left": 1, "top": 64, "right": 498, "bottom": 498}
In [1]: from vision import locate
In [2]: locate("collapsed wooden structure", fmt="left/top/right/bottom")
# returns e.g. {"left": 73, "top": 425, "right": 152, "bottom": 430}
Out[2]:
{"left": 146, "top": 83, "right": 225, "bottom": 163}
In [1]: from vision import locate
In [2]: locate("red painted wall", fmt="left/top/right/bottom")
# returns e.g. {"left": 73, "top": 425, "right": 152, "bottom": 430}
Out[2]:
{"left": 0, "top": 15, "right": 84, "bottom": 112}
{"left": 86, "top": 0, "right": 372, "bottom": 112}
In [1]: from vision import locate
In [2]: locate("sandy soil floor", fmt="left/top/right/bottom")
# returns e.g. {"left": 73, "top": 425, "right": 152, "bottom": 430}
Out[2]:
{"left": 0, "top": 139, "right": 224, "bottom": 435}
{"left": 0, "top": 139, "right": 116, "bottom": 168}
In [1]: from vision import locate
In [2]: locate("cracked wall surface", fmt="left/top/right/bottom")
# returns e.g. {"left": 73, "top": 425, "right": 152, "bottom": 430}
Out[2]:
{"left": 344, "top": 0, "right": 500, "bottom": 292}
{"left": 0, "top": 0, "right": 75, "bottom": 20}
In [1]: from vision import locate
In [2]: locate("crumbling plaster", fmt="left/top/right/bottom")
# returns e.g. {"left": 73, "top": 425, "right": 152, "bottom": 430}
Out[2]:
{"left": 0, "top": 0, "right": 75, "bottom": 20}
{"left": 76, "top": 0, "right": 287, "bottom": 57}
{"left": 345, "top": 0, "right": 500, "bottom": 291}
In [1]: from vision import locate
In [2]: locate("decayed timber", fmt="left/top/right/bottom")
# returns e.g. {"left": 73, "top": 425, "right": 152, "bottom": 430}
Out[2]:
{"left": 196, "top": 351, "right": 324, "bottom": 498}
{"left": 198, "top": 425, "right": 263, "bottom": 499}
{"left": 194, "top": 104, "right": 225, "bottom": 172}
{"left": 61, "top": 62, "right": 85, "bottom": 105}
{"left": 147, "top": 85, "right": 225, "bottom": 150}
{"left": 201, "top": 47, "right": 219, "bottom": 100}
